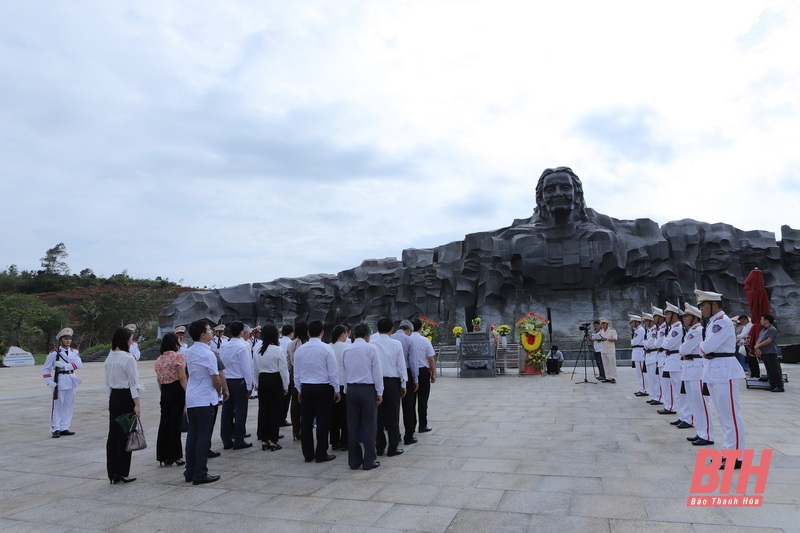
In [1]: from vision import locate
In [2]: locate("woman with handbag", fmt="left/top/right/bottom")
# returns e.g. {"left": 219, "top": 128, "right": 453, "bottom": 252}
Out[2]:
{"left": 104, "top": 326, "right": 142, "bottom": 484}
{"left": 154, "top": 332, "right": 187, "bottom": 466}
{"left": 254, "top": 325, "right": 289, "bottom": 451}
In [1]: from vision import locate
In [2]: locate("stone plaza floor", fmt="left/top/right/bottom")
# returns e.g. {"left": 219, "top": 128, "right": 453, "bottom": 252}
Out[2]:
{"left": 0, "top": 361, "right": 798, "bottom": 532}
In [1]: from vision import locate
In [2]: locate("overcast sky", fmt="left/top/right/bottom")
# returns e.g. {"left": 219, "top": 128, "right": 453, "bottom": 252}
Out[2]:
{"left": 2, "top": 1, "right": 799, "bottom": 289}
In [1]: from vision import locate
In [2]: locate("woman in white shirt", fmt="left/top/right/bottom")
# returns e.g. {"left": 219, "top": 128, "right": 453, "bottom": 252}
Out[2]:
{"left": 104, "top": 326, "right": 141, "bottom": 484}
{"left": 254, "top": 325, "right": 289, "bottom": 451}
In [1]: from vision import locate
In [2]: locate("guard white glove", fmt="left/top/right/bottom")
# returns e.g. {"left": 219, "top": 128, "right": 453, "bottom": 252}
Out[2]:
{"left": 47, "top": 381, "right": 57, "bottom": 391}
{"left": 54, "top": 360, "right": 67, "bottom": 369}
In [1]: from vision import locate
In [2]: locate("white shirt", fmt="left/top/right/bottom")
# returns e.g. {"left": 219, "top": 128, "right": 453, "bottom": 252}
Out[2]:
{"left": 253, "top": 344, "right": 289, "bottom": 391}
{"left": 129, "top": 341, "right": 141, "bottom": 361}
{"left": 410, "top": 332, "right": 435, "bottom": 369}
{"left": 219, "top": 337, "right": 253, "bottom": 386}
{"left": 370, "top": 333, "right": 407, "bottom": 385}
{"left": 104, "top": 349, "right": 140, "bottom": 399}
{"left": 185, "top": 341, "right": 220, "bottom": 408}
{"left": 210, "top": 335, "right": 228, "bottom": 355}
{"left": 43, "top": 346, "right": 82, "bottom": 390}
{"left": 737, "top": 322, "right": 753, "bottom": 345}
{"left": 662, "top": 321, "right": 684, "bottom": 371}
{"left": 391, "top": 330, "right": 417, "bottom": 384}
{"left": 631, "top": 325, "right": 646, "bottom": 362}
{"left": 293, "top": 338, "right": 339, "bottom": 394}
{"left": 331, "top": 341, "right": 348, "bottom": 390}
{"left": 342, "top": 338, "right": 384, "bottom": 395}
{"left": 699, "top": 310, "right": 744, "bottom": 383}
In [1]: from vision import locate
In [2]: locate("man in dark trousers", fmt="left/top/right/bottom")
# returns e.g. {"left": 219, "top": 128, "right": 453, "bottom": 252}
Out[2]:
{"left": 410, "top": 318, "right": 436, "bottom": 433}
{"left": 370, "top": 317, "right": 406, "bottom": 457}
{"left": 293, "top": 320, "right": 340, "bottom": 463}
{"left": 342, "top": 322, "right": 383, "bottom": 470}
{"left": 392, "top": 320, "right": 418, "bottom": 446}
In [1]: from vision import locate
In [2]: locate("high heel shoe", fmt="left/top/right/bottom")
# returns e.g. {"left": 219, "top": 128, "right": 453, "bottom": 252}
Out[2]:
{"left": 174, "top": 459, "right": 185, "bottom": 466}
{"left": 159, "top": 461, "right": 173, "bottom": 467}
{"left": 269, "top": 443, "right": 282, "bottom": 451}
{"left": 261, "top": 442, "right": 270, "bottom": 451}
{"left": 292, "top": 434, "right": 300, "bottom": 441}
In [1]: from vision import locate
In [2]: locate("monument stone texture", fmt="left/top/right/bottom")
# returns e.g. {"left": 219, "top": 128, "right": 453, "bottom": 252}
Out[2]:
{"left": 159, "top": 167, "right": 800, "bottom": 341}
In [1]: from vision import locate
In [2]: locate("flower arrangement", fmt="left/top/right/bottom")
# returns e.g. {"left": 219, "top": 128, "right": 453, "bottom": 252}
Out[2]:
{"left": 496, "top": 324, "right": 511, "bottom": 337}
{"left": 452, "top": 326, "right": 463, "bottom": 338}
{"left": 472, "top": 317, "right": 482, "bottom": 331}
{"left": 516, "top": 312, "right": 550, "bottom": 372}
{"left": 420, "top": 316, "right": 439, "bottom": 344}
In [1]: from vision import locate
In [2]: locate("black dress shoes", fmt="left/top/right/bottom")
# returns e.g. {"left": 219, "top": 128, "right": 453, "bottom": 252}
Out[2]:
{"left": 193, "top": 474, "right": 221, "bottom": 485}
{"left": 59, "top": 430, "right": 75, "bottom": 436}
{"left": 687, "top": 435, "right": 700, "bottom": 442}
{"left": 208, "top": 450, "right": 221, "bottom": 458}
{"left": 387, "top": 448, "right": 404, "bottom": 457}
{"left": 719, "top": 459, "right": 742, "bottom": 470}
{"left": 656, "top": 409, "right": 676, "bottom": 415}
{"left": 316, "top": 454, "right": 336, "bottom": 463}
{"left": 404, "top": 437, "right": 418, "bottom": 445}
{"left": 376, "top": 448, "right": 385, "bottom": 456}
{"left": 771, "top": 387, "right": 785, "bottom": 392}
{"left": 670, "top": 419, "right": 682, "bottom": 425}
{"left": 223, "top": 443, "right": 234, "bottom": 450}
{"left": 676, "top": 422, "right": 693, "bottom": 429}
{"left": 51, "top": 431, "right": 60, "bottom": 438}
{"left": 634, "top": 392, "right": 648, "bottom": 397}
{"left": 692, "top": 438, "right": 714, "bottom": 446}
{"left": 650, "top": 401, "right": 664, "bottom": 405}
{"left": 419, "top": 427, "right": 433, "bottom": 433}
{"left": 363, "top": 461, "right": 381, "bottom": 470}
{"left": 232, "top": 442, "right": 253, "bottom": 450}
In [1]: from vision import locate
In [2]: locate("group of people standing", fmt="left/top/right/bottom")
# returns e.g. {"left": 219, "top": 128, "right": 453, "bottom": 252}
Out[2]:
{"left": 629, "top": 289, "right": 750, "bottom": 469}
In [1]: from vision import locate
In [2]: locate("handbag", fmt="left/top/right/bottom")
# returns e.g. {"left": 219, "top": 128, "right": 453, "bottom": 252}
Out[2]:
{"left": 180, "top": 409, "right": 188, "bottom": 433}
{"left": 125, "top": 415, "right": 147, "bottom": 452}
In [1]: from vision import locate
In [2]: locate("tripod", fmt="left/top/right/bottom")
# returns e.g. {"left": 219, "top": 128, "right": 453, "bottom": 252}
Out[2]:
{"left": 571, "top": 332, "right": 597, "bottom": 384}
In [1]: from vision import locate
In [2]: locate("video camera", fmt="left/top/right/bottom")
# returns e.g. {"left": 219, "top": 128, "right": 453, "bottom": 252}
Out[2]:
{"left": 578, "top": 322, "right": 591, "bottom": 332}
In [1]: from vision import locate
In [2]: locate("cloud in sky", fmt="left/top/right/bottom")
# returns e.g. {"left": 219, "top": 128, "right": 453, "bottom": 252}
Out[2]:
{"left": 1, "top": 1, "right": 799, "bottom": 288}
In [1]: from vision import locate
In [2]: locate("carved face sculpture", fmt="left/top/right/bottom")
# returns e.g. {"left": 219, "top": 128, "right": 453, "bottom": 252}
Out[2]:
{"left": 541, "top": 171, "right": 576, "bottom": 215}
{"left": 381, "top": 272, "right": 401, "bottom": 297}
{"left": 258, "top": 294, "right": 279, "bottom": 319}
{"left": 698, "top": 241, "right": 734, "bottom": 272}
{"left": 307, "top": 286, "right": 335, "bottom": 312}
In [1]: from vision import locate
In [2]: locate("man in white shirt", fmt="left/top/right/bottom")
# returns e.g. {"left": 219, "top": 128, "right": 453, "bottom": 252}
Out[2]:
{"left": 371, "top": 317, "right": 407, "bottom": 457}
{"left": 184, "top": 319, "right": 224, "bottom": 485}
{"left": 294, "top": 320, "right": 340, "bottom": 463}
{"left": 343, "top": 322, "right": 384, "bottom": 470}
{"left": 410, "top": 318, "right": 436, "bottom": 433}
{"left": 219, "top": 321, "right": 253, "bottom": 450}
{"left": 392, "top": 320, "right": 418, "bottom": 445}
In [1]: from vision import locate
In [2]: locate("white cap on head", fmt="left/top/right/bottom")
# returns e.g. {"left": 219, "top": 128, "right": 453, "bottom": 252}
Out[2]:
{"left": 599, "top": 317, "right": 610, "bottom": 324}
{"left": 728, "top": 315, "right": 739, "bottom": 323}
{"left": 174, "top": 326, "right": 186, "bottom": 334}
{"left": 652, "top": 306, "right": 665, "bottom": 318}
{"left": 665, "top": 301, "right": 681, "bottom": 315}
{"left": 683, "top": 303, "right": 702, "bottom": 319}
{"left": 694, "top": 289, "right": 723, "bottom": 302}
{"left": 125, "top": 323, "right": 137, "bottom": 332}
{"left": 642, "top": 312, "right": 654, "bottom": 321}
{"left": 628, "top": 314, "right": 642, "bottom": 322}
{"left": 214, "top": 324, "right": 226, "bottom": 332}
{"left": 57, "top": 327, "right": 74, "bottom": 339}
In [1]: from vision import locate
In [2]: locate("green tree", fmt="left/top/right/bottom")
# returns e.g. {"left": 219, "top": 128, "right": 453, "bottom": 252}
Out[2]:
{"left": 40, "top": 242, "right": 70, "bottom": 276}
{"left": 0, "top": 294, "right": 67, "bottom": 353}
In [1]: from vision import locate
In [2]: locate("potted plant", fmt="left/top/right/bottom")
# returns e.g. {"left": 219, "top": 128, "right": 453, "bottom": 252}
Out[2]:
{"left": 452, "top": 326, "right": 463, "bottom": 347}
{"left": 497, "top": 324, "right": 511, "bottom": 347}
{"left": 471, "top": 317, "right": 482, "bottom": 332}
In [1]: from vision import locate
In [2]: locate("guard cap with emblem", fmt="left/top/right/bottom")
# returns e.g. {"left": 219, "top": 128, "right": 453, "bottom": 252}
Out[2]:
{"left": 728, "top": 315, "right": 739, "bottom": 323}
{"left": 683, "top": 303, "right": 702, "bottom": 319}
{"left": 214, "top": 324, "right": 226, "bottom": 332}
{"left": 125, "top": 323, "right": 137, "bottom": 332}
{"left": 642, "top": 312, "right": 654, "bottom": 321}
{"left": 56, "top": 327, "right": 74, "bottom": 339}
{"left": 652, "top": 306, "right": 665, "bottom": 318}
{"left": 665, "top": 301, "right": 681, "bottom": 315}
{"left": 628, "top": 314, "right": 642, "bottom": 322}
{"left": 694, "top": 289, "right": 722, "bottom": 302}
{"left": 174, "top": 326, "right": 186, "bottom": 334}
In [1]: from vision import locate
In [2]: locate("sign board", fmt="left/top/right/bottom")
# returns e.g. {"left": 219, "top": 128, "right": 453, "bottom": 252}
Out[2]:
{"left": 3, "top": 346, "right": 35, "bottom": 367}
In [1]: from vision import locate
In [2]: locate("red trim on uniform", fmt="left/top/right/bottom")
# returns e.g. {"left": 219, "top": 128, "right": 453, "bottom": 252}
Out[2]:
{"left": 43, "top": 374, "right": 52, "bottom": 378}
{"left": 700, "top": 381, "right": 711, "bottom": 439}
{"left": 729, "top": 380, "right": 740, "bottom": 449}
{"left": 71, "top": 362, "right": 77, "bottom": 369}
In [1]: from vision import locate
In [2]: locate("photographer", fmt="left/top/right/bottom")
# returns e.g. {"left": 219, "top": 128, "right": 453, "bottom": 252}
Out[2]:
{"left": 546, "top": 345, "right": 564, "bottom": 375}
{"left": 589, "top": 320, "right": 607, "bottom": 380}
{"left": 597, "top": 318, "right": 618, "bottom": 383}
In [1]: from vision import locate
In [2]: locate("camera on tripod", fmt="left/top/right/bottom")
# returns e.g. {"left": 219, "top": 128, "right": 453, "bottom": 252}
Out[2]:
{"left": 578, "top": 322, "right": 591, "bottom": 332}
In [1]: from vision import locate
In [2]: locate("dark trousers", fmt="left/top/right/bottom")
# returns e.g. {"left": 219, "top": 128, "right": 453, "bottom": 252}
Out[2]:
{"left": 299, "top": 383, "right": 334, "bottom": 461}
{"left": 402, "top": 368, "right": 417, "bottom": 441}
{"left": 330, "top": 387, "right": 348, "bottom": 449}
{"left": 257, "top": 372, "right": 284, "bottom": 443}
{"left": 377, "top": 377, "right": 401, "bottom": 452}
{"left": 417, "top": 367, "right": 432, "bottom": 430}
{"left": 107, "top": 388, "right": 134, "bottom": 482}
{"left": 185, "top": 404, "right": 215, "bottom": 481}
{"left": 221, "top": 378, "right": 248, "bottom": 445}
{"left": 347, "top": 383, "right": 378, "bottom": 469}
{"left": 289, "top": 374, "right": 301, "bottom": 439}
{"left": 762, "top": 353, "right": 783, "bottom": 389}
{"left": 594, "top": 350, "right": 606, "bottom": 378}
{"left": 156, "top": 381, "right": 185, "bottom": 463}
{"left": 746, "top": 353, "right": 761, "bottom": 377}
